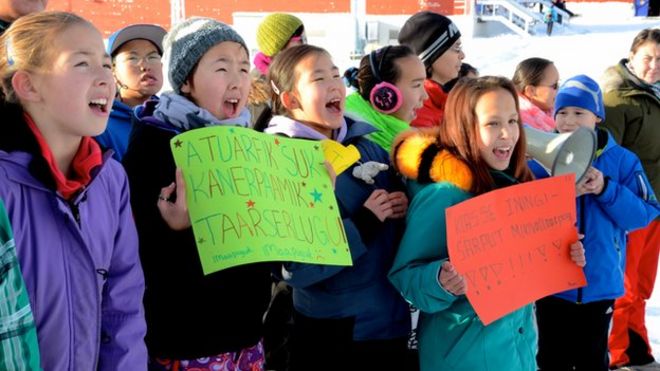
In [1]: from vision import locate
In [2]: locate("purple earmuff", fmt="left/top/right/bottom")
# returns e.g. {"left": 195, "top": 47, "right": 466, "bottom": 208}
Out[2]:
{"left": 370, "top": 81, "right": 403, "bottom": 114}
{"left": 368, "top": 46, "right": 403, "bottom": 114}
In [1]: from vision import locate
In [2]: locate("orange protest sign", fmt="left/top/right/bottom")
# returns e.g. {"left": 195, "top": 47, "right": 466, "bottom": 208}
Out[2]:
{"left": 446, "top": 174, "right": 586, "bottom": 325}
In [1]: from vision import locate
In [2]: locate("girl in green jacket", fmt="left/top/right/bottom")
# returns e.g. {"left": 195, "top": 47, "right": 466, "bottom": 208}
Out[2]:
{"left": 344, "top": 45, "right": 427, "bottom": 153}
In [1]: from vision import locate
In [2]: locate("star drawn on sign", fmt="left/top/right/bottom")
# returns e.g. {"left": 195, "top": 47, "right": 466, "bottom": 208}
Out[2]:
{"left": 310, "top": 189, "right": 323, "bottom": 202}
{"left": 246, "top": 200, "right": 255, "bottom": 208}
{"left": 197, "top": 237, "right": 206, "bottom": 244}
{"left": 174, "top": 139, "right": 183, "bottom": 148}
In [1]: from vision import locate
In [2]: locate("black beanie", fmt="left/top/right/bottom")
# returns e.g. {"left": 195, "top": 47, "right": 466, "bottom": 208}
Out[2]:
{"left": 398, "top": 11, "right": 461, "bottom": 71}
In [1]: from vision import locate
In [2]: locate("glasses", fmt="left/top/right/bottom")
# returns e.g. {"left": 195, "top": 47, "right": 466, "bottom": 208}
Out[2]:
{"left": 115, "top": 52, "right": 162, "bottom": 67}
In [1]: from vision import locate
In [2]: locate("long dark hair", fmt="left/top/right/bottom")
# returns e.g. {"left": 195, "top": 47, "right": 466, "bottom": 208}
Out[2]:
{"left": 439, "top": 76, "right": 533, "bottom": 194}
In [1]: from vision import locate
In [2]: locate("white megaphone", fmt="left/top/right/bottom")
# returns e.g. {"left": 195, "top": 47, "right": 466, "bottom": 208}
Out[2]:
{"left": 525, "top": 126, "right": 597, "bottom": 183}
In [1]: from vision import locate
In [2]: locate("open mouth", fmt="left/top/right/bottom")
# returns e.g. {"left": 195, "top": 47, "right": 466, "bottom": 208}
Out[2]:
{"left": 493, "top": 146, "right": 512, "bottom": 160}
{"left": 325, "top": 98, "right": 342, "bottom": 114}
{"left": 222, "top": 98, "right": 239, "bottom": 118}
{"left": 89, "top": 98, "right": 109, "bottom": 114}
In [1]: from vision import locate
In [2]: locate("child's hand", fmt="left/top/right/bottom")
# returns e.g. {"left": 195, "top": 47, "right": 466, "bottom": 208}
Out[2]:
{"left": 583, "top": 167, "right": 604, "bottom": 195}
{"left": 438, "top": 261, "right": 467, "bottom": 296}
{"left": 323, "top": 160, "right": 337, "bottom": 190}
{"left": 363, "top": 189, "right": 393, "bottom": 222}
{"left": 388, "top": 191, "right": 408, "bottom": 219}
{"left": 576, "top": 170, "right": 593, "bottom": 197}
{"left": 576, "top": 167, "right": 605, "bottom": 196}
{"left": 157, "top": 168, "right": 192, "bottom": 231}
{"left": 569, "top": 235, "right": 586, "bottom": 267}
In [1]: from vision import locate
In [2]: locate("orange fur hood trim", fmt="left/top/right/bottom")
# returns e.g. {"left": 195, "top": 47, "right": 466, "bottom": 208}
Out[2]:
{"left": 392, "top": 128, "right": 473, "bottom": 192}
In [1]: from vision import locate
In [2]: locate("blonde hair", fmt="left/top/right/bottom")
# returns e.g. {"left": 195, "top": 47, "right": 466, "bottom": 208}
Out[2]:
{"left": 0, "top": 11, "right": 92, "bottom": 103}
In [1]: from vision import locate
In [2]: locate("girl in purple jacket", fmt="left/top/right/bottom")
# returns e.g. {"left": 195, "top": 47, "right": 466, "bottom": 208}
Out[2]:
{"left": 0, "top": 11, "right": 147, "bottom": 370}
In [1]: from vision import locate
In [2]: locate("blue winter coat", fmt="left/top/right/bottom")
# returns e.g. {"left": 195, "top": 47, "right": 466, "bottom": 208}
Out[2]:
{"left": 0, "top": 148, "right": 147, "bottom": 369}
{"left": 266, "top": 116, "right": 411, "bottom": 342}
{"left": 532, "top": 128, "right": 660, "bottom": 303}
{"left": 95, "top": 99, "right": 136, "bottom": 162}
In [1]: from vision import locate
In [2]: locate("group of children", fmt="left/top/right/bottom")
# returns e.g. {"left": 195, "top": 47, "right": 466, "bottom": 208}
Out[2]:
{"left": 0, "top": 7, "right": 658, "bottom": 371}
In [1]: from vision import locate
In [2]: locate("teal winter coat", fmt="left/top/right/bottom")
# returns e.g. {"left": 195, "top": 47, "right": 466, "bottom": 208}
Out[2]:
{"left": 388, "top": 129, "right": 537, "bottom": 371}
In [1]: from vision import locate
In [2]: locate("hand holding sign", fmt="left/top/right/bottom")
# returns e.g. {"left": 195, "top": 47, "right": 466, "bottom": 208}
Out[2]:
{"left": 157, "top": 168, "right": 192, "bottom": 231}
{"left": 570, "top": 237, "right": 586, "bottom": 267}
{"left": 446, "top": 174, "right": 586, "bottom": 325}
{"left": 170, "top": 126, "right": 352, "bottom": 275}
{"left": 439, "top": 261, "right": 467, "bottom": 296}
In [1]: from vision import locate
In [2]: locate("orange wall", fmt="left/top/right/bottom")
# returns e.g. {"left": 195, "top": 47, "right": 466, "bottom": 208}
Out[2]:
{"left": 367, "top": 0, "right": 456, "bottom": 15}
{"left": 47, "top": 0, "right": 618, "bottom": 36}
{"left": 47, "top": 0, "right": 171, "bottom": 36}
{"left": 186, "top": 0, "right": 351, "bottom": 21}
{"left": 47, "top": 0, "right": 356, "bottom": 34}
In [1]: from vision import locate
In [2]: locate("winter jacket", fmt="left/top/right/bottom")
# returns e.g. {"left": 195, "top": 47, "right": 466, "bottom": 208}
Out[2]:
{"left": 0, "top": 200, "right": 41, "bottom": 370}
{"left": 95, "top": 99, "right": 135, "bottom": 162}
{"left": 0, "top": 103, "right": 147, "bottom": 370}
{"left": 344, "top": 92, "right": 410, "bottom": 153}
{"left": 264, "top": 115, "right": 410, "bottom": 341}
{"left": 123, "top": 97, "right": 272, "bottom": 359}
{"left": 518, "top": 94, "right": 556, "bottom": 132}
{"left": 411, "top": 79, "right": 448, "bottom": 128}
{"left": 544, "top": 7, "right": 559, "bottom": 23}
{"left": 532, "top": 129, "right": 659, "bottom": 303}
{"left": 388, "top": 129, "right": 537, "bottom": 371}
{"left": 601, "top": 59, "right": 660, "bottom": 204}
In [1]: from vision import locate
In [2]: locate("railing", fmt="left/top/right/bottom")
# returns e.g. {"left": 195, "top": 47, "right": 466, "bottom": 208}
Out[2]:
{"left": 476, "top": 0, "right": 540, "bottom": 35}
{"left": 516, "top": 0, "right": 572, "bottom": 22}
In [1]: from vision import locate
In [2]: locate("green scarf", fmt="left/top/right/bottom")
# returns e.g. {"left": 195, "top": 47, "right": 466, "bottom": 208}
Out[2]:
{"left": 344, "top": 92, "right": 410, "bottom": 153}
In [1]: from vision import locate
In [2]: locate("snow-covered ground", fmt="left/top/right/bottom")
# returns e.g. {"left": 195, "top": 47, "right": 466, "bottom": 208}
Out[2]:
{"left": 459, "top": 3, "right": 660, "bottom": 359}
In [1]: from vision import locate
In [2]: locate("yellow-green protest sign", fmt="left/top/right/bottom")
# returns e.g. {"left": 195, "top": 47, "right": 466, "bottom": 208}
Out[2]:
{"left": 170, "top": 126, "right": 352, "bottom": 275}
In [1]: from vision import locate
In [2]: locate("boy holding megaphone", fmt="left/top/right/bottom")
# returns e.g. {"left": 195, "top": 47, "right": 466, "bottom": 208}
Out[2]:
{"left": 532, "top": 75, "right": 660, "bottom": 371}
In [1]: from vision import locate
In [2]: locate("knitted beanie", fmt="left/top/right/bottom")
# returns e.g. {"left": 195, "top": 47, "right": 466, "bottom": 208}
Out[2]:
{"left": 162, "top": 17, "right": 248, "bottom": 93}
{"left": 554, "top": 75, "right": 605, "bottom": 120}
{"left": 256, "top": 13, "right": 304, "bottom": 57}
{"left": 398, "top": 11, "right": 461, "bottom": 70}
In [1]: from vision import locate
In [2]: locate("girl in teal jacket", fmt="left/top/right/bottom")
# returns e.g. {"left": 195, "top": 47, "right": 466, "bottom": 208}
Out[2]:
{"left": 388, "top": 76, "right": 587, "bottom": 371}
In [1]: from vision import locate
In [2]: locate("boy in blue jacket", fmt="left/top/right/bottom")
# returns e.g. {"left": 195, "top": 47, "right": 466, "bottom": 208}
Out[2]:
{"left": 534, "top": 75, "right": 660, "bottom": 371}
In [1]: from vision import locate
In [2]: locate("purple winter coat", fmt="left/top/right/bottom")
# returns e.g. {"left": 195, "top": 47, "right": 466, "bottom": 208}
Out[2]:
{"left": 0, "top": 149, "right": 147, "bottom": 370}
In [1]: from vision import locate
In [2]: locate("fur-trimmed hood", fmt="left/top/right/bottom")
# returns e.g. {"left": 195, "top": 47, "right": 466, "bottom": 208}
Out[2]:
{"left": 248, "top": 69, "right": 271, "bottom": 107}
{"left": 392, "top": 127, "right": 473, "bottom": 192}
